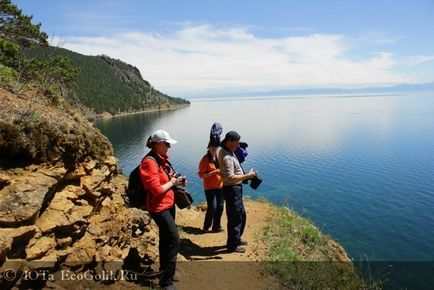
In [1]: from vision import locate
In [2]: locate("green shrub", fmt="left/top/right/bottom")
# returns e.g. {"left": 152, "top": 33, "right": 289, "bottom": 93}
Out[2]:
{"left": 0, "top": 38, "right": 21, "bottom": 66}
{"left": 0, "top": 64, "right": 18, "bottom": 86}
{"left": 301, "top": 224, "right": 324, "bottom": 246}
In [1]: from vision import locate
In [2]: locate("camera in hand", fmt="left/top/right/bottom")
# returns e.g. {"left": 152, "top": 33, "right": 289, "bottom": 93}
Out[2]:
{"left": 174, "top": 172, "right": 187, "bottom": 182}
{"left": 249, "top": 171, "right": 262, "bottom": 190}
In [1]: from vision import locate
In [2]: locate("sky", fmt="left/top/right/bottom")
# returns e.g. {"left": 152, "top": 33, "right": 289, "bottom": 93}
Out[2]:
{"left": 13, "top": 0, "right": 434, "bottom": 98}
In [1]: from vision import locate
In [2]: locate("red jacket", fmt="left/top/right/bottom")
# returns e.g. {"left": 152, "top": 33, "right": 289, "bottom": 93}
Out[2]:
{"left": 139, "top": 151, "right": 175, "bottom": 213}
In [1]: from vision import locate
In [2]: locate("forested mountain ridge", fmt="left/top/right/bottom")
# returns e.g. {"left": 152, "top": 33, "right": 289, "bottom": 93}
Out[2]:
{"left": 24, "top": 46, "right": 190, "bottom": 115}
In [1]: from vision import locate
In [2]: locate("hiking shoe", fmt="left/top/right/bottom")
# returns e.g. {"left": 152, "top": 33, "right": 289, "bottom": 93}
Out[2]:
{"left": 212, "top": 226, "right": 224, "bottom": 233}
{"left": 228, "top": 245, "right": 246, "bottom": 253}
{"left": 162, "top": 284, "right": 178, "bottom": 290}
{"left": 173, "top": 271, "right": 181, "bottom": 282}
{"left": 240, "top": 239, "right": 248, "bottom": 246}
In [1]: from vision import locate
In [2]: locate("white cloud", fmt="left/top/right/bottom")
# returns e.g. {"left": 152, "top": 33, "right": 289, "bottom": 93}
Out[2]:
{"left": 351, "top": 31, "right": 404, "bottom": 45}
{"left": 404, "top": 55, "right": 434, "bottom": 66}
{"left": 53, "top": 25, "right": 422, "bottom": 97}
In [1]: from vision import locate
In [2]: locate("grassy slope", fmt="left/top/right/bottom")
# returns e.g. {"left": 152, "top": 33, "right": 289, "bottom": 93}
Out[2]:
{"left": 261, "top": 203, "right": 382, "bottom": 289}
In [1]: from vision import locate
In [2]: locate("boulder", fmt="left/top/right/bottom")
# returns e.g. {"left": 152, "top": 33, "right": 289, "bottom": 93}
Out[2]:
{"left": 97, "top": 165, "right": 111, "bottom": 177}
{"left": 65, "top": 236, "right": 97, "bottom": 266}
{"left": 36, "top": 165, "right": 66, "bottom": 181}
{"left": 0, "top": 170, "right": 59, "bottom": 227}
{"left": 95, "top": 244, "right": 112, "bottom": 262}
{"left": 104, "top": 156, "right": 118, "bottom": 173}
{"left": 69, "top": 204, "right": 93, "bottom": 222}
{"left": 111, "top": 192, "right": 125, "bottom": 205}
{"left": 26, "top": 236, "right": 57, "bottom": 260}
{"left": 35, "top": 209, "right": 70, "bottom": 234}
{"left": 64, "top": 165, "right": 86, "bottom": 181}
{"left": 85, "top": 190, "right": 102, "bottom": 200}
{"left": 99, "top": 182, "right": 114, "bottom": 195}
{"left": 81, "top": 173, "right": 106, "bottom": 193}
{"left": 73, "top": 199, "right": 89, "bottom": 207}
{"left": 35, "top": 203, "right": 91, "bottom": 234}
{"left": 86, "top": 223, "right": 104, "bottom": 237}
{"left": 72, "top": 186, "right": 86, "bottom": 198}
{"left": 47, "top": 191, "right": 76, "bottom": 212}
{"left": 108, "top": 247, "right": 125, "bottom": 260}
{"left": 109, "top": 175, "right": 128, "bottom": 205}
{"left": 56, "top": 237, "right": 73, "bottom": 249}
{"left": 104, "top": 156, "right": 118, "bottom": 167}
{"left": 32, "top": 251, "right": 59, "bottom": 269}
{"left": 0, "top": 235, "right": 13, "bottom": 262}
{"left": 0, "top": 226, "right": 39, "bottom": 258}
{"left": 0, "top": 172, "right": 11, "bottom": 189}
{"left": 34, "top": 184, "right": 93, "bottom": 234}
{"left": 82, "top": 160, "right": 97, "bottom": 173}
{"left": 0, "top": 225, "right": 39, "bottom": 243}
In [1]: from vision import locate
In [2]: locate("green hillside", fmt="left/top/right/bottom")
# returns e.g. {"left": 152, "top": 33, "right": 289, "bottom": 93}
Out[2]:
{"left": 23, "top": 46, "right": 189, "bottom": 115}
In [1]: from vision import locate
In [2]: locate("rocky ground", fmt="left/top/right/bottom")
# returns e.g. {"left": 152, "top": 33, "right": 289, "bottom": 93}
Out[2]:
{"left": 0, "top": 158, "right": 160, "bottom": 290}
{"left": 174, "top": 199, "right": 281, "bottom": 290}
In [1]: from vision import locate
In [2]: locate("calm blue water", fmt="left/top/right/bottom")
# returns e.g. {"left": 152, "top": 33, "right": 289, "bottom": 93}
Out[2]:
{"left": 96, "top": 92, "right": 434, "bottom": 288}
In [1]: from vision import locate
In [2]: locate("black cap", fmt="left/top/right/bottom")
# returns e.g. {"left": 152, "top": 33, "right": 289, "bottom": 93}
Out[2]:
{"left": 221, "top": 131, "right": 241, "bottom": 144}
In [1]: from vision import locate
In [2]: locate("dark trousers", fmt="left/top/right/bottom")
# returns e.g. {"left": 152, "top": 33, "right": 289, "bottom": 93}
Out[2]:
{"left": 150, "top": 207, "right": 180, "bottom": 287}
{"left": 203, "top": 188, "right": 224, "bottom": 230}
{"left": 222, "top": 184, "right": 246, "bottom": 249}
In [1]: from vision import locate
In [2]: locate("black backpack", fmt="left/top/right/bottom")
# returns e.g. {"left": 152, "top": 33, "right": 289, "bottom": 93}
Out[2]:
{"left": 126, "top": 152, "right": 159, "bottom": 209}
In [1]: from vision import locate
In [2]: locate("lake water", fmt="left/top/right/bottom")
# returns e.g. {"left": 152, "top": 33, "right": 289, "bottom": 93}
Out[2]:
{"left": 96, "top": 92, "right": 434, "bottom": 289}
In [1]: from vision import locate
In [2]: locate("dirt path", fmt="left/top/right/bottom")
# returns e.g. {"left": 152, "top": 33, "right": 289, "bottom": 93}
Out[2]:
{"left": 174, "top": 199, "right": 279, "bottom": 290}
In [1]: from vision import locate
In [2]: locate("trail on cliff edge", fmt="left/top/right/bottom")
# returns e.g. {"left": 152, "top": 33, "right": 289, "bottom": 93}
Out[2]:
{"left": 174, "top": 199, "right": 280, "bottom": 290}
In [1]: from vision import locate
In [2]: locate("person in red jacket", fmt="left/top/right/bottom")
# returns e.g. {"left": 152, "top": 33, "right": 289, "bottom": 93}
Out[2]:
{"left": 139, "top": 129, "right": 185, "bottom": 290}
{"left": 198, "top": 142, "right": 224, "bottom": 232}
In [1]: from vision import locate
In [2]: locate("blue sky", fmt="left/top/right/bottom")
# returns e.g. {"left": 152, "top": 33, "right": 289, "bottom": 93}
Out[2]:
{"left": 13, "top": 0, "right": 434, "bottom": 97}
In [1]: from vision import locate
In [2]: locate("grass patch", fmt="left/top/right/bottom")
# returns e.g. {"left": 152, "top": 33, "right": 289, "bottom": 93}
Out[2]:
{"left": 256, "top": 196, "right": 269, "bottom": 203}
{"left": 301, "top": 224, "right": 324, "bottom": 246}
{"left": 261, "top": 205, "right": 382, "bottom": 289}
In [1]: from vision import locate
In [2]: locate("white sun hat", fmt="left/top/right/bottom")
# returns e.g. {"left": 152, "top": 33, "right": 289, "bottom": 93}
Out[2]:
{"left": 150, "top": 130, "right": 177, "bottom": 144}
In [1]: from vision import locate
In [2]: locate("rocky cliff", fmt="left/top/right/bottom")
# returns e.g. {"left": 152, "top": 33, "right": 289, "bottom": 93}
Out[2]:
{"left": 0, "top": 88, "right": 159, "bottom": 289}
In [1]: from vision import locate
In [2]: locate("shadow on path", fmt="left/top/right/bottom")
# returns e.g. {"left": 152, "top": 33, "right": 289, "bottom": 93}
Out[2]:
{"left": 180, "top": 226, "right": 207, "bottom": 235}
{"left": 180, "top": 238, "right": 227, "bottom": 260}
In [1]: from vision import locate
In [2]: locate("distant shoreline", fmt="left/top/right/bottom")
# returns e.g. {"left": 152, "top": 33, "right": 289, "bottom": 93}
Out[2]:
{"left": 95, "top": 103, "right": 190, "bottom": 120}
{"left": 189, "top": 92, "right": 407, "bottom": 102}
